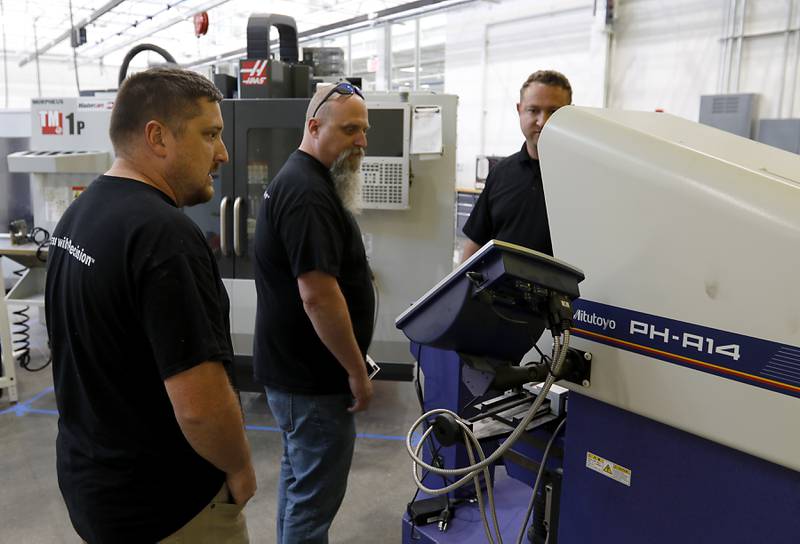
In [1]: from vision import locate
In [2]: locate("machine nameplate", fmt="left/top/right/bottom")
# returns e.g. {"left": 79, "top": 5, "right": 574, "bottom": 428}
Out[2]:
{"left": 586, "top": 451, "right": 631, "bottom": 487}
{"left": 571, "top": 299, "right": 800, "bottom": 399}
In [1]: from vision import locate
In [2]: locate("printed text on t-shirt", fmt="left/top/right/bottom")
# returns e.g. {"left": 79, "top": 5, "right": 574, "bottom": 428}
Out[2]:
{"left": 49, "top": 236, "right": 96, "bottom": 267}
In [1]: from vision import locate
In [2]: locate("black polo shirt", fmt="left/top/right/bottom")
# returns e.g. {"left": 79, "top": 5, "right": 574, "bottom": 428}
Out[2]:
{"left": 253, "top": 150, "right": 374, "bottom": 395}
{"left": 463, "top": 143, "right": 553, "bottom": 255}
{"left": 45, "top": 176, "right": 231, "bottom": 543}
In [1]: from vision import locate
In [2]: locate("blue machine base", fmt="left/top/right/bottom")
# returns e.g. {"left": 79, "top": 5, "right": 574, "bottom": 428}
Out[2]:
{"left": 558, "top": 392, "right": 800, "bottom": 543}
{"left": 401, "top": 468, "right": 535, "bottom": 544}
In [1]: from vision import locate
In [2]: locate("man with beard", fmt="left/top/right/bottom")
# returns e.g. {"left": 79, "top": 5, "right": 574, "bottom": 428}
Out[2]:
{"left": 45, "top": 67, "right": 255, "bottom": 543}
{"left": 252, "top": 82, "right": 374, "bottom": 544}
{"left": 462, "top": 70, "right": 572, "bottom": 261}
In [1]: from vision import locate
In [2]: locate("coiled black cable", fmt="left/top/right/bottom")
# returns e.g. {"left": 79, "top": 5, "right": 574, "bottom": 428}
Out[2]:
{"left": 8, "top": 226, "right": 52, "bottom": 372}
{"left": 11, "top": 267, "right": 31, "bottom": 368}
{"left": 29, "top": 226, "right": 50, "bottom": 263}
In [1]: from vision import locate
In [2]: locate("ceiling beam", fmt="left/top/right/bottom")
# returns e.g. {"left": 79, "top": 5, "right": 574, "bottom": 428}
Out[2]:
{"left": 83, "top": 0, "right": 234, "bottom": 60}
{"left": 18, "top": 0, "right": 128, "bottom": 67}
{"left": 182, "top": 0, "right": 476, "bottom": 69}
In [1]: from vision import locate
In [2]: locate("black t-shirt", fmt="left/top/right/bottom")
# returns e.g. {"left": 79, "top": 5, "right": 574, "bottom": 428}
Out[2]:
{"left": 45, "top": 175, "right": 232, "bottom": 543}
{"left": 253, "top": 150, "right": 374, "bottom": 395}
{"left": 463, "top": 143, "right": 554, "bottom": 256}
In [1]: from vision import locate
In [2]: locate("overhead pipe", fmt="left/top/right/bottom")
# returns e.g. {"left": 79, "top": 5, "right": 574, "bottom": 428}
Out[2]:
{"left": 718, "top": 0, "right": 733, "bottom": 93}
{"left": 734, "top": 0, "right": 748, "bottom": 92}
{"left": 117, "top": 43, "right": 177, "bottom": 85}
{"left": 18, "top": 0, "right": 127, "bottom": 67}
{"left": 83, "top": 0, "right": 231, "bottom": 61}
{"left": 777, "top": 0, "right": 795, "bottom": 117}
{"left": 789, "top": 5, "right": 800, "bottom": 116}
{"left": 182, "top": 0, "right": 479, "bottom": 70}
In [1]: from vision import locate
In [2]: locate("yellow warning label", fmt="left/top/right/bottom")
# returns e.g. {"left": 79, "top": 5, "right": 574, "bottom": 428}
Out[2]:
{"left": 586, "top": 451, "right": 632, "bottom": 487}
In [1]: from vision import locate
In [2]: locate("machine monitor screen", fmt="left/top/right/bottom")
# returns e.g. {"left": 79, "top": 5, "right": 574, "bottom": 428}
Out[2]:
{"left": 365, "top": 109, "right": 405, "bottom": 157}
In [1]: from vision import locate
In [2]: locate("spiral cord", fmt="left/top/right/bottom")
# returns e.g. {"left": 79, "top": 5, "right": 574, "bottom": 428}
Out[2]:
{"left": 6, "top": 226, "right": 53, "bottom": 372}
{"left": 11, "top": 305, "right": 31, "bottom": 366}
{"left": 10, "top": 268, "right": 31, "bottom": 367}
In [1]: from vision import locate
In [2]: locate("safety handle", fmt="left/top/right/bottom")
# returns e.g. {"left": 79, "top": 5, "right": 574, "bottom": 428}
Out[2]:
{"left": 220, "top": 196, "right": 230, "bottom": 256}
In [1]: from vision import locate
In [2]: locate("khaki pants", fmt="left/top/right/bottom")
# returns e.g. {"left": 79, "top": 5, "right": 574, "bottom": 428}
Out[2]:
{"left": 159, "top": 483, "right": 249, "bottom": 544}
{"left": 82, "top": 484, "right": 249, "bottom": 544}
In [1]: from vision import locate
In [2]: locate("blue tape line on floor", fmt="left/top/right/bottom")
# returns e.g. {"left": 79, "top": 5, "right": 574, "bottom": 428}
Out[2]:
{"left": 357, "top": 432, "right": 406, "bottom": 441}
{"left": 245, "top": 424, "right": 281, "bottom": 432}
{"left": 245, "top": 424, "right": 406, "bottom": 442}
{"left": 25, "top": 408, "right": 59, "bottom": 415}
{"left": 3, "top": 387, "right": 413, "bottom": 443}
{"left": 0, "top": 386, "right": 55, "bottom": 417}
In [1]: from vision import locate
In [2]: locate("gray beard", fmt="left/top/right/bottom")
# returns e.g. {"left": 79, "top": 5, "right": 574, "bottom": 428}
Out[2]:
{"left": 330, "top": 149, "right": 364, "bottom": 215}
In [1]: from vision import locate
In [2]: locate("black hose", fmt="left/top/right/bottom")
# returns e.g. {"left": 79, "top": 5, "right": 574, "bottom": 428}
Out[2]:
{"left": 118, "top": 43, "right": 177, "bottom": 85}
{"left": 10, "top": 227, "right": 52, "bottom": 372}
{"left": 10, "top": 278, "right": 30, "bottom": 368}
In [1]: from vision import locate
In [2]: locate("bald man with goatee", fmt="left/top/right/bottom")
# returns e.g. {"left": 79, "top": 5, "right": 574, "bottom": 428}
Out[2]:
{"left": 252, "top": 82, "right": 374, "bottom": 544}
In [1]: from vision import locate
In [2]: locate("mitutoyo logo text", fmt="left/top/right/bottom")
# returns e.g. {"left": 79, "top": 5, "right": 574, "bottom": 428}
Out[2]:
{"left": 573, "top": 309, "right": 616, "bottom": 330}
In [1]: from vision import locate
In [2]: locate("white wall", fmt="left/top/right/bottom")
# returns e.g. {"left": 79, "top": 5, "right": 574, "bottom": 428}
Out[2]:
{"left": 609, "top": 0, "right": 725, "bottom": 118}
{"left": 446, "top": 0, "right": 800, "bottom": 188}
{"left": 611, "top": 0, "right": 799, "bottom": 120}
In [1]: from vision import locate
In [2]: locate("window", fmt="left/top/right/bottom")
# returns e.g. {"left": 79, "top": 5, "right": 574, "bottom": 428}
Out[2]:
{"left": 349, "top": 27, "right": 382, "bottom": 91}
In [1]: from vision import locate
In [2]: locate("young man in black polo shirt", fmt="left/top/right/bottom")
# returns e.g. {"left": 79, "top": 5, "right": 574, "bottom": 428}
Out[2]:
{"left": 462, "top": 70, "right": 573, "bottom": 261}
{"left": 45, "top": 68, "right": 255, "bottom": 543}
{"left": 253, "top": 82, "right": 374, "bottom": 543}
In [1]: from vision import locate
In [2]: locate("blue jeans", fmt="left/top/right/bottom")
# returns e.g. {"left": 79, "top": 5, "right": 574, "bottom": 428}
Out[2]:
{"left": 266, "top": 388, "right": 356, "bottom": 544}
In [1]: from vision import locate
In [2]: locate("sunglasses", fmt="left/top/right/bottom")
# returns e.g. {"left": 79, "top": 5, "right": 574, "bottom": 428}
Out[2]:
{"left": 312, "top": 82, "right": 364, "bottom": 118}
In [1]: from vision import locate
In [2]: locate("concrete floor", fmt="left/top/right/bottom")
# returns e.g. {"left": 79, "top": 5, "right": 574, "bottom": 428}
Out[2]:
{"left": 0, "top": 308, "right": 423, "bottom": 544}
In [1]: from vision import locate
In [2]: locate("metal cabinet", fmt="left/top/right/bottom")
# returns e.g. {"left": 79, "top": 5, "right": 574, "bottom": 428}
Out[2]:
{"left": 456, "top": 190, "right": 480, "bottom": 236}
{"left": 184, "top": 98, "right": 308, "bottom": 390}
{"left": 185, "top": 93, "right": 459, "bottom": 391}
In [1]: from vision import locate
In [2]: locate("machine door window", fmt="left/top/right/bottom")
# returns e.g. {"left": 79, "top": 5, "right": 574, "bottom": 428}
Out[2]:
{"left": 238, "top": 127, "right": 303, "bottom": 274}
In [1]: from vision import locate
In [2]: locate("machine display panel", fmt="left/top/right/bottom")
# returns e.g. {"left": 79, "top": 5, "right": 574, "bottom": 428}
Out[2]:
{"left": 365, "top": 109, "right": 404, "bottom": 157}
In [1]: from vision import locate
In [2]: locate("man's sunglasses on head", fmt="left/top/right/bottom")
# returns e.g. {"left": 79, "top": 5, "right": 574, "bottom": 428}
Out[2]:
{"left": 312, "top": 82, "right": 364, "bottom": 118}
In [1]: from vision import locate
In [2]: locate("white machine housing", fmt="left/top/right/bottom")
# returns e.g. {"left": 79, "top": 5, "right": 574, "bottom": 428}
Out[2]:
{"left": 360, "top": 102, "right": 411, "bottom": 210}
{"left": 223, "top": 92, "right": 456, "bottom": 373}
{"left": 7, "top": 97, "right": 115, "bottom": 233}
{"left": 539, "top": 106, "right": 800, "bottom": 472}
{"left": 359, "top": 92, "right": 457, "bottom": 363}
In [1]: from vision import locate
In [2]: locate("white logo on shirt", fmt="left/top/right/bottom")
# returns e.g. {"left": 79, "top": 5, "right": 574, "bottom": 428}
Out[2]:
{"left": 50, "top": 236, "right": 96, "bottom": 267}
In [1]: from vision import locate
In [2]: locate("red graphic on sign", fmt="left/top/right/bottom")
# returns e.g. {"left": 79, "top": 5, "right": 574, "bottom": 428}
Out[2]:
{"left": 241, "top": 59, "right": 268, "bottom": 86}
{"left": 39, "top": 110, "right": 63, "bottom": 135}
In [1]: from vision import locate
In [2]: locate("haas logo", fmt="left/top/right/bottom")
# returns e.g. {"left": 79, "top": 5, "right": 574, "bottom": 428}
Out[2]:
{"left": 241, "top": 60, "right": 268, "bottom": 86}
{"left": 39, "top": 110, "right": 63, "bottom": 135}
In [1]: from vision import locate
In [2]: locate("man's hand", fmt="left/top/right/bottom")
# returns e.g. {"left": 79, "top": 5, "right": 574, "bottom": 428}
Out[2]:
{"left": 348, "top": 373, "right": 373, "bottom": 413}
{"left": 165, "top": 361, "right": 256, "bottom": 508}
{"left": 227, "top": 463, "right": 257, "bottom": 506}
{"left": 461, "top": 238, "right": 483, "bottom": 264}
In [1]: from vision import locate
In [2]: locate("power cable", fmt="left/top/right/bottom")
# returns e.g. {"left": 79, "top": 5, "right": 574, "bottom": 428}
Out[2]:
{"left": 515, "top": 417, "right": 567, "bottom": 544}
{"left": 406, "top": 330, "right": 572, "bottom": 541}
{"left": 407, "top": 331, "right": 569, "bottom": 484}
{"left": 32, "top": 18, "right": 42, "bottom": 98}
{"left": 68, "top": 0, "right": 81, "bottom": 94}
{"left": 0, "top": 0, "right": 8, "bottom": 107}
{"left": 371, "top": 275, "right": 380, "bottom": 332}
